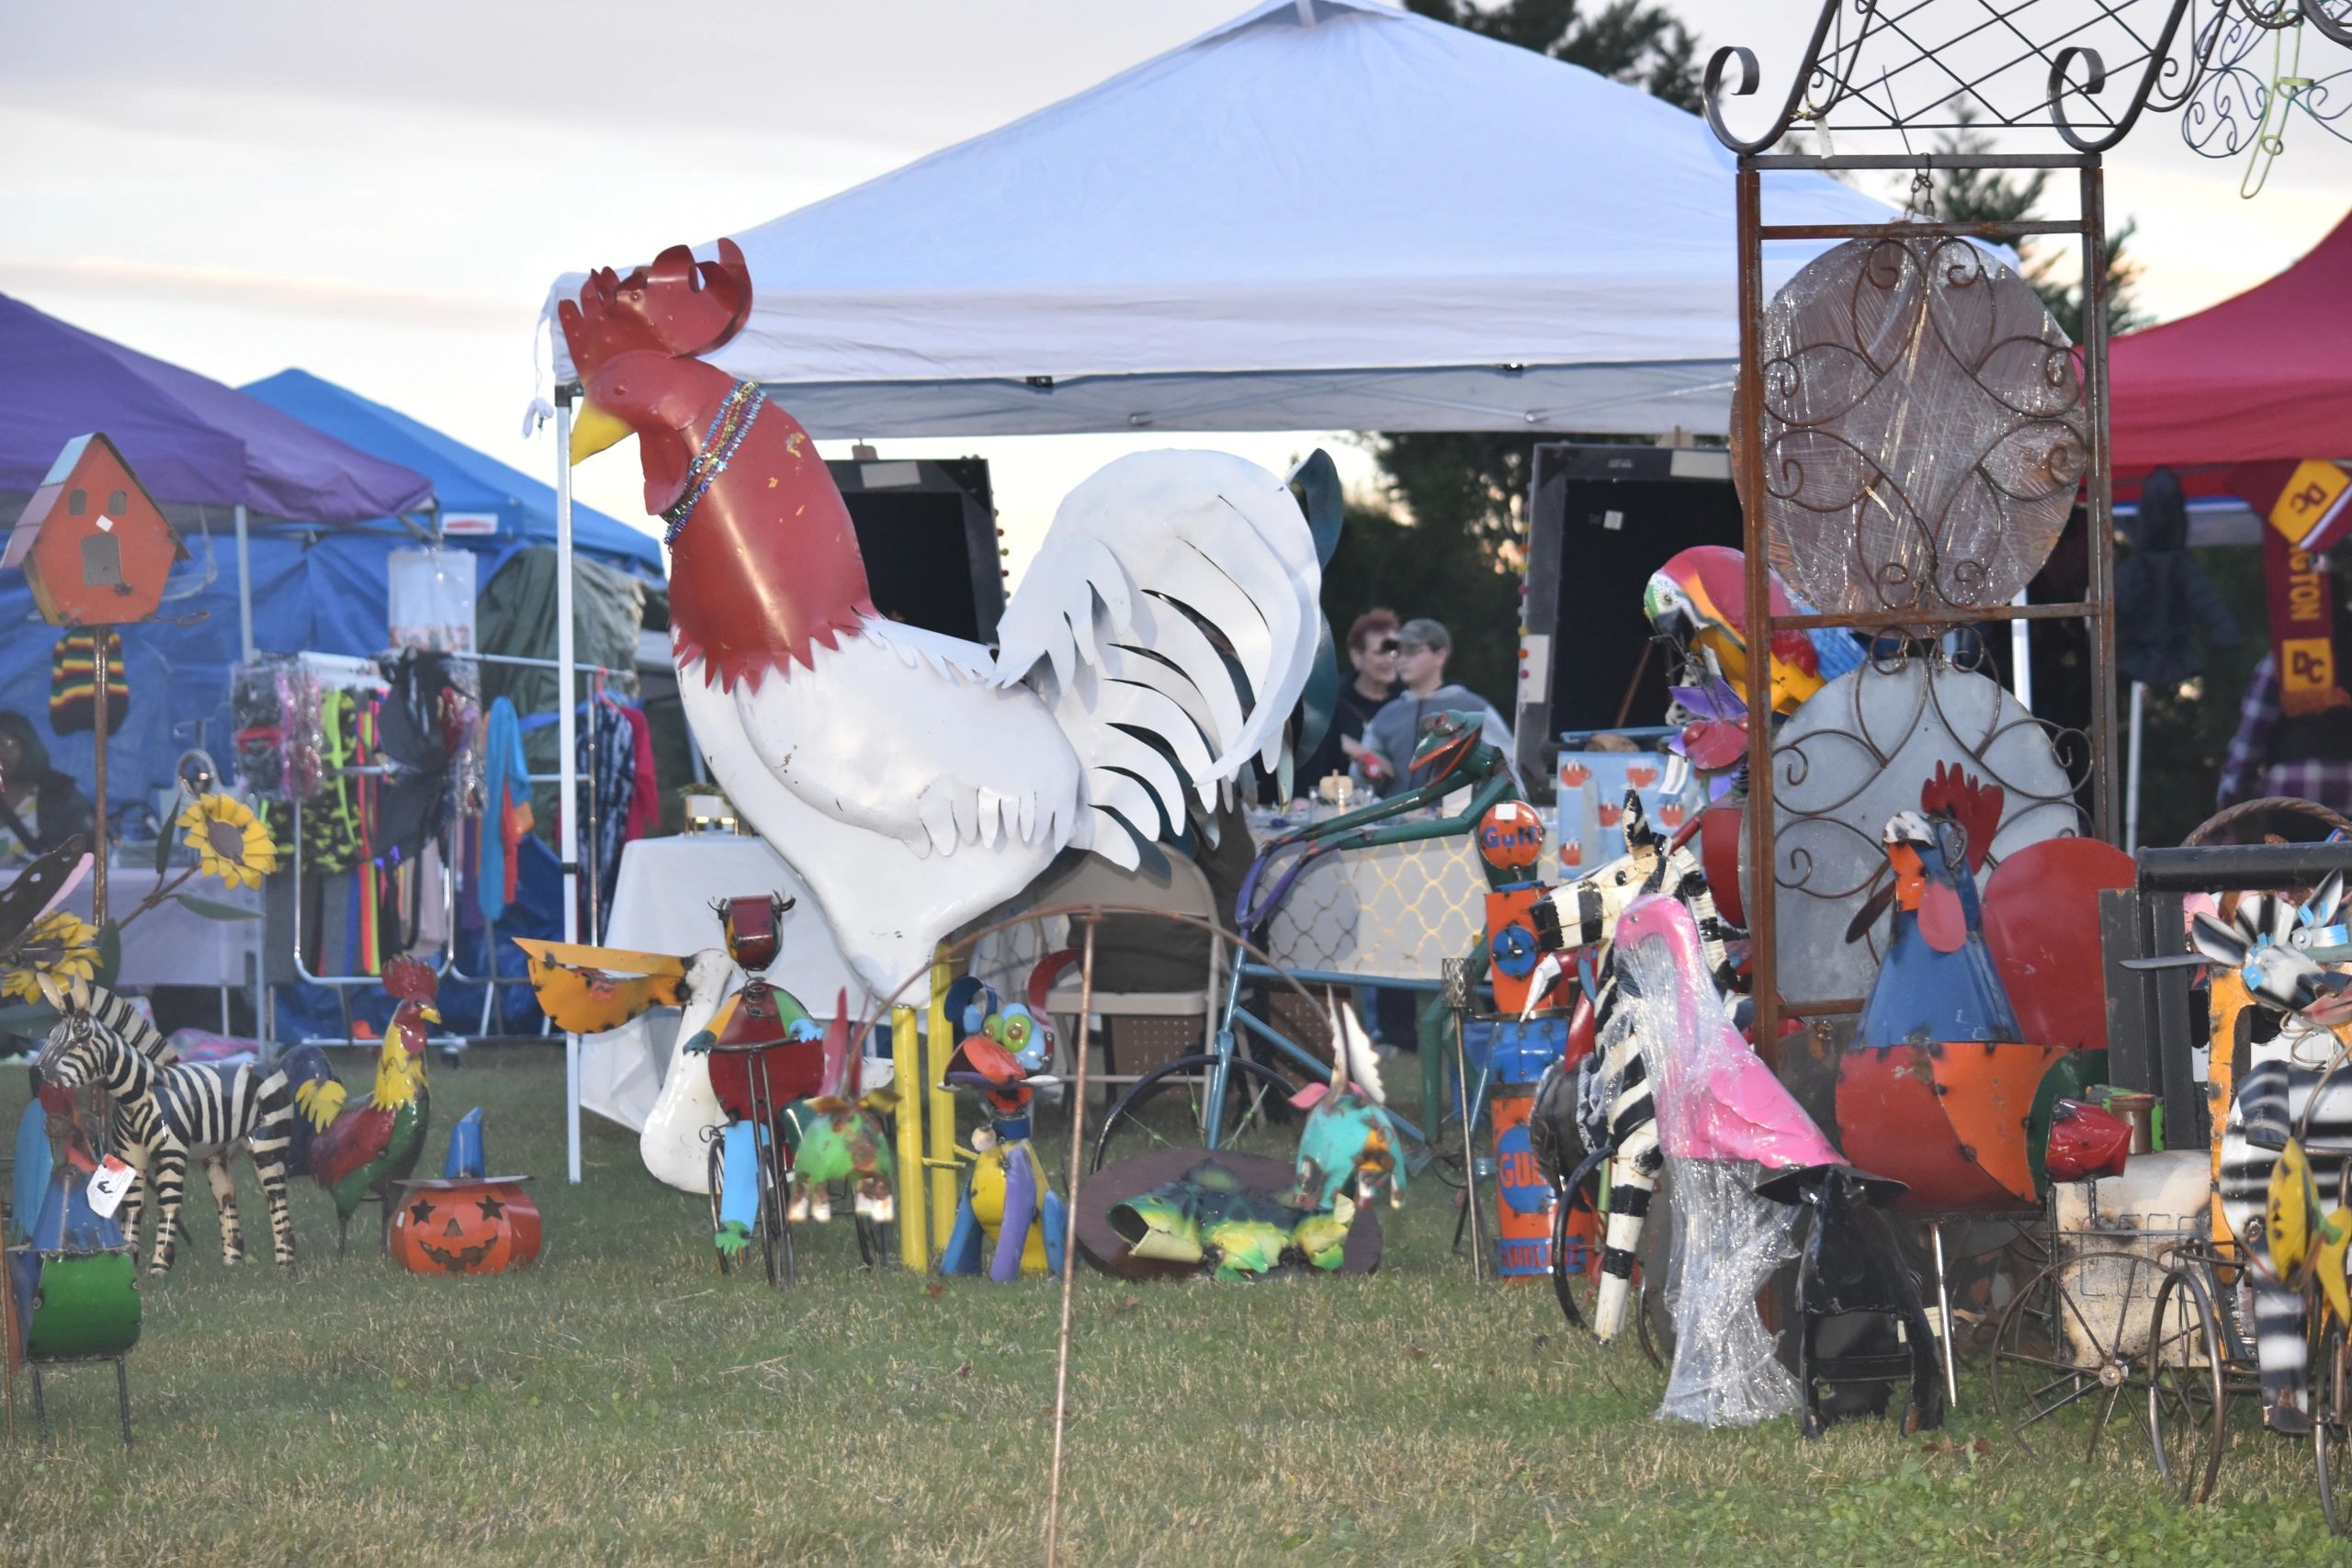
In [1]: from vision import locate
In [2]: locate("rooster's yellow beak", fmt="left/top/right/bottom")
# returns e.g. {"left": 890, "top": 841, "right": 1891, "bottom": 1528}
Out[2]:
{"left": 421, "top": 1006, "right": 443, "bottom": 1026}
{"left": 569, "top": 399, "right": 632, "bottom": 465}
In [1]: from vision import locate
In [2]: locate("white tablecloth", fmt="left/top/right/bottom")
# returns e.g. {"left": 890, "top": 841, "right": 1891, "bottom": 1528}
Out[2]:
{"left": 57, "top": 864, "right": 261, "bottom": 988}
{"left": 602, "top": 834, "right": 873, "bottom": 1012}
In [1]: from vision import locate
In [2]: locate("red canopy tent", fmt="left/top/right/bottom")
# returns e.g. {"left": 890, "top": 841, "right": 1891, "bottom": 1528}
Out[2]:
{"left": 2110, "top": 209, "right": 2352, "bottom": 487}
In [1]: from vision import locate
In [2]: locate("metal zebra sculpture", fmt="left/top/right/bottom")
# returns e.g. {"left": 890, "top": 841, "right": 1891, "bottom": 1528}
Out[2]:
{"left": 32, "top": 975, "right": 300, "bottom": 1273}
{"left": 2135, "top": 880, "right": 2352, "bottom": 1432}
{"left": 1525, "top": 795, "right": 1736, "bottom": 1342}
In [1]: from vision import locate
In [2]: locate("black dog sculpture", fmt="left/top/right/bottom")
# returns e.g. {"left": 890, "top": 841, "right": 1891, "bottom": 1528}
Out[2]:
{"left": 1757, "top": 1162, "right": 1945, "bottom": 1438}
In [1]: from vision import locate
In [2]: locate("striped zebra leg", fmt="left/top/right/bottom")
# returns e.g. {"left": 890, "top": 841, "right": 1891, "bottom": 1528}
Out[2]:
{"left": 2254, "top": 1280, "right": 2312, "bottom": 1430}
{"left": 202, "top": 1154, "right": 244, "bottom": 1264}
{"left": 1592, "top": 1125, "right": 1658, "bottom": 1342}
{"left": 146, "top": 1148, "right": 189, "bottom": 1274}
{"left": 119, "top": 1165, "right": 144, "bottom": 1258}
{"left": 246, "top": 1084, "right": 299, "bottom": 1267}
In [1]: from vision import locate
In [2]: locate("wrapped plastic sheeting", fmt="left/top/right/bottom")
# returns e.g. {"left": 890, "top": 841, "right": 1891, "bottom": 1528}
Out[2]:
{"left": 1610, "top": 894, "right": 1838, "bottom": 1426}
{"left": 1738, "top": 235, "right": 2085, "bottom": 622}
{"left": 1657, "top": 1156, "right": 1801, "bottom": 1427}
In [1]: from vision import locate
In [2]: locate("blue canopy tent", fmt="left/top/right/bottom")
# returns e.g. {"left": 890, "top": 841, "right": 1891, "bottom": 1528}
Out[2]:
{"left": 240, "top": 370, "right": 662, "bottom": 583}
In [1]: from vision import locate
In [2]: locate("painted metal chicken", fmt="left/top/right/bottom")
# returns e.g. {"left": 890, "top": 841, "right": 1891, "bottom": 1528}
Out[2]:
{"left": 298, "top": 957, "right": 436, "bottom": 1252}
{"left": 1837, "top": 812, "right": 2063, "bottom": 1211}
{"left": 1286, "top": 998, "right": 1402, "bottom": 1212}
{"left": 786, "top": 990, "right": 894, "bottom": 1225}
{"left": 560, "top": 241, "right": 1332, "bottom": 998}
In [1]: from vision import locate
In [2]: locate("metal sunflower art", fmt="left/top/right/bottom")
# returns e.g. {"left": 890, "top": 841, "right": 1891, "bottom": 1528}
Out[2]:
{"left": 175, "top": 793, "right": 278, "bottom": 890}
{"left": 0, "top": 909, "right": 98, "bottom": 1003}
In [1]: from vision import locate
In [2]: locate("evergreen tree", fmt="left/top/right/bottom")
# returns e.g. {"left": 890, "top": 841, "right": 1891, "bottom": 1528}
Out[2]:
{"left": 1931, "top": 107, "right": 2146, "bottom": 341}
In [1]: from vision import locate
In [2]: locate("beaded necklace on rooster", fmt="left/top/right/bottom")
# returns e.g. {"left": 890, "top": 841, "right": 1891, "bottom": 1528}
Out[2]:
{"left": 560, "top": 240, "right": 1340, "bottom": 998}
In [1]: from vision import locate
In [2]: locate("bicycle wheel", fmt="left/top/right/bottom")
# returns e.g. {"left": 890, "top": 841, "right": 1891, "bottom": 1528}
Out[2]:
{"left": 1091, "top": 1054, "right": 1300, "bottom": 1171}
{"left": 2319, "top": 1323, "right": 2351, "bottom": 1535}
{"left": 705, "top": 1133, "right": 737, "bottom": 1278}
{"left": 1549, "top": 1152, "right": 1610, "bottom": 1333}
{"left": 1989, "top": 1249, "right": 2165, "bottom": 1464}
{"left": 760, "top": 1128, "right": 797, "bottom": 1290}
{"left": 2149, "top": 1263, "right": 2229, "bottom": 1506}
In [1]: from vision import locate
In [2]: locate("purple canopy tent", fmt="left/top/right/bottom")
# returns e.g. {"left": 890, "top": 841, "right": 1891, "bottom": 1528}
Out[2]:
{"left": 0, "top": 293, "right": 435, "bottom": 658}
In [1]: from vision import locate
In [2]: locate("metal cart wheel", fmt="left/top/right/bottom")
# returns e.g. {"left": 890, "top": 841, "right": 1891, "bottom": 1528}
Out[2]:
{"left": 2149, "top": 1262, "right": 2231, "bottom": 1506}
{"left": 2318, "top": 1323, "right": 2352, "bottom": 1536}
{"left": 1091, "top": 1054, "right": 1301, "bottom": 1171}
{"left": 1989, "top": 1248, "right": 2168, "bottom": 1464}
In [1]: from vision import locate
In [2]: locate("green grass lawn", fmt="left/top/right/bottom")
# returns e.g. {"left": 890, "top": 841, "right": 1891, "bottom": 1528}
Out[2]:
{"left": 0, "top": 1048, "right": 2340, "bottom": 1565}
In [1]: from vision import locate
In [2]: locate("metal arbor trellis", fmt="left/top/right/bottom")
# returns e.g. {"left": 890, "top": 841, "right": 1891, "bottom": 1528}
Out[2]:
{"left": 1703, "top": 0, "right": 2352, "bottom": 1056}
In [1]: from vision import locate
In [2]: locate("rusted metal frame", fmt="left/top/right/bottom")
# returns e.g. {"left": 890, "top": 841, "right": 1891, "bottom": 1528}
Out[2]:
{"left": 1750, "top": 151, "right": 2098, "bottom": 169}
{"left": 1782, "top": 998, "right": 1866, "bottom": 1018}
{"left": 1736, "top": 152, "right": 2120, "bottom": 1056}
{"left": 1737, "top": 161, "right": 1781, "bottom": 1070}
{"left": 1774, "top": 601, "right": 2099, "bottom": 632}
{"left": 1758, "top": 219, "right": 2085, "bottom": 241}
{"left": 2081, "top": 163, "right": 2121, "bottom": 841}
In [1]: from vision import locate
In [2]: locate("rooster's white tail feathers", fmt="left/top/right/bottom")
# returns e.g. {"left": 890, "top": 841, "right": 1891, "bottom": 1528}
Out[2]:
{"left": 993, "top": 451, "right": 1321, "bottom": 865}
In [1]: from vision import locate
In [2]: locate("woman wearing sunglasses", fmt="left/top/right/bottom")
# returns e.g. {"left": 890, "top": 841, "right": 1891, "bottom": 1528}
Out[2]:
{"left": 1293, "top": 608, "right": 1403, "bottom": 797}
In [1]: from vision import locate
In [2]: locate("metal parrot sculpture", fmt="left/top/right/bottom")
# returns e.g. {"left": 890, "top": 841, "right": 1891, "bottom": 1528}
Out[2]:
{"left": 937, "top": 956, "right": 1071, "bottom": 1281}
{"left": 1643, "top": 545, "right": 1863, "bottom": 718}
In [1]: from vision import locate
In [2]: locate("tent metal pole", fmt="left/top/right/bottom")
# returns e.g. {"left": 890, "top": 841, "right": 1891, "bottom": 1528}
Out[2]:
{"left": 233, "top": 501, "right": 266, "bottom": 1051}
{"left": 557, "top": 386, "right": 582, "bottom": 1186}
{"left": 233, "top": 504, "right": 254, "bottom": 661}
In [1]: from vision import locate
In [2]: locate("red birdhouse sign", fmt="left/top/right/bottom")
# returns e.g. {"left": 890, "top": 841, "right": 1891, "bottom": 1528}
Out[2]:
{"left": 1, "top": 434, "right": 187, "bottom": 626}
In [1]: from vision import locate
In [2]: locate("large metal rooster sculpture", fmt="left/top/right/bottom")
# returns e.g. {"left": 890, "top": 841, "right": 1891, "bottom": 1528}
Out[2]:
{"left": 560, "top": 242, "right": 1330, "bottom": 997}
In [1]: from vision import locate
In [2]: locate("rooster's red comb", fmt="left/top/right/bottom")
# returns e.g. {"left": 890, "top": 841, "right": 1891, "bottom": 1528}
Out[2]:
{"left": 385, "top": 956, "right": 437, "bottom": 1004}
{"left": 559, "top": 237, "right": 752, "bottom": 379}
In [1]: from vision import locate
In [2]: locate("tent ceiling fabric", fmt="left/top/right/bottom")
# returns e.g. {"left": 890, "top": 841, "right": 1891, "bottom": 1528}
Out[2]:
{"left": 542, "top": 0, "right": 1894, "bottom": 438}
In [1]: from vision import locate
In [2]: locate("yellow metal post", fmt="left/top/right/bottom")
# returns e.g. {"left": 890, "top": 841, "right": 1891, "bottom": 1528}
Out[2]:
{"left": 892, "top": 1004, "right": 928, "bottom": 1270}
{"left": 926, "top": 951, "right": 960, "bottom": 1256}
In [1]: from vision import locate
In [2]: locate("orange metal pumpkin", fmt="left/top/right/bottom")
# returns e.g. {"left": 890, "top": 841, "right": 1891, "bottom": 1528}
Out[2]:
{"left": 389, "top": 1179, "right": 541, "bottom": 1276}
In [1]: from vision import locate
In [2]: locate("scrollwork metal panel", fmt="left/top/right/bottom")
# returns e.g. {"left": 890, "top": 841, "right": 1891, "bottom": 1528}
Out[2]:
{"left": 1702, "top": 0, "right": 2347, "bottom": 165}
{"left": 1745, "top": 236, "right": 2086, "bottom": 622}
{"left": 1760, "top": 658, "right": 2087, "bottom": 1010}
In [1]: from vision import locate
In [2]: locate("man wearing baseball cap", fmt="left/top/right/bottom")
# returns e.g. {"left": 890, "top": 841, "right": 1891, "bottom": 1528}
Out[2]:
{"left": 1358, "top": 617, "right": 1518, "bottom": 797}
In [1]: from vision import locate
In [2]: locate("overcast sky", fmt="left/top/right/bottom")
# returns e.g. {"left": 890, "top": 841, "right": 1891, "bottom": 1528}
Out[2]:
{"left": 4, "top": 0, "right": 2346, "bottom": 560}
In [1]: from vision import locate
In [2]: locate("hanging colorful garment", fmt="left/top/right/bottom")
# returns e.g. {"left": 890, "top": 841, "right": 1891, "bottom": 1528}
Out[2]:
{"left": 479, "top": 698, "right": 533, "bottom": 925}
{"left": 302, "top": 688, "right": 363, "bottom": 874}
{"left": 47, "top": 630, "right": 127, "bottom": 736}
{"left": 620, "top": 703, "right": 659, "bottom": 843}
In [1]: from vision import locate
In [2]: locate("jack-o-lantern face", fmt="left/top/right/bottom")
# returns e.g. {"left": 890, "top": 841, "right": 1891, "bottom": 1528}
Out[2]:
{"left": 390, "top": 1180, "right": 542, "bottom": 1276}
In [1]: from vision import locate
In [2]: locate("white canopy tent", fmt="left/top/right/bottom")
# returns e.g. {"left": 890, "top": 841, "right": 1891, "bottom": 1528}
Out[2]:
{"left": 539, "top": 0, "right": 1902, "bottom": 1179}
{"left": 544, "top": 0, "right": 1897, "bottom": 438}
